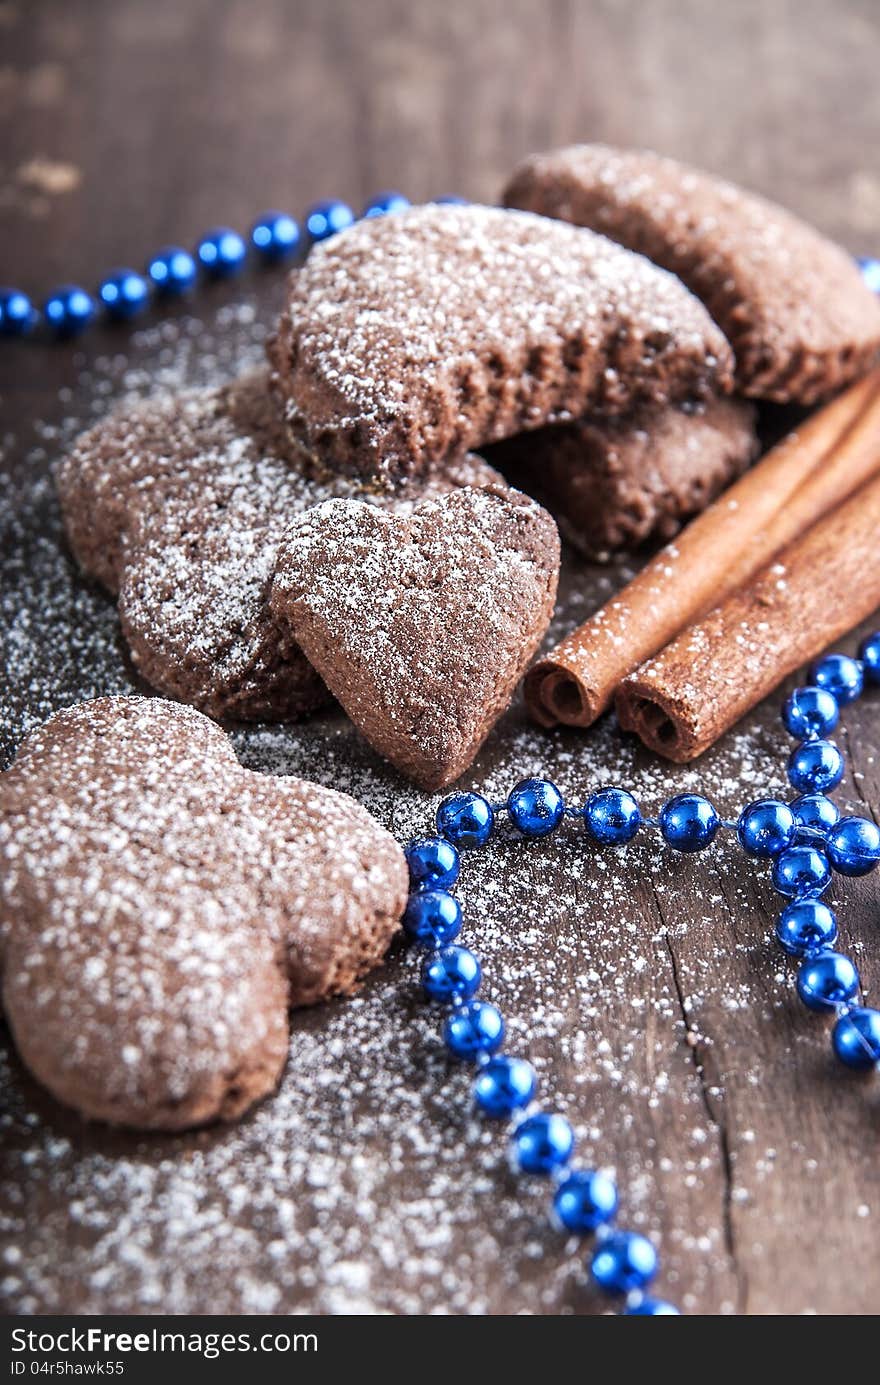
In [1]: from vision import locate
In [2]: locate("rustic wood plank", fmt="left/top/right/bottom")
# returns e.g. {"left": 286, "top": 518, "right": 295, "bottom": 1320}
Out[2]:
{"left": 1, "top": 0, "right": 879, "bottom": 1316}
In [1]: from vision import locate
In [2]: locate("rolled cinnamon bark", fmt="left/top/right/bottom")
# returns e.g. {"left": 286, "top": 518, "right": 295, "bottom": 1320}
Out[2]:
{"left": 525, "top": 369, "right": 880, "bottom": 728}
{"left": 615, "top": 471, "right": 880, "bottom": 760}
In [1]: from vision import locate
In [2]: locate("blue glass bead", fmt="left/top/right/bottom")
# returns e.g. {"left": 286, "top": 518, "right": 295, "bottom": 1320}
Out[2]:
{"left": 775, "top": 899, "right": 837, "bottom": 957}
{"left": 787, "top": 739, "right": 844, "bottom": 794}
{"left": 771, "top": 844, "right": 831, "bottom": 899}
{"left": 98, "top": 268, "right": 149, "bottom": 319}
{"left": 782, "top": 685, "right": 839, "bottom": 739}
{"left": 796, "top": 951, "right": 859, "bottom": 1011}
{"left": 858, "top": 256, "right": 880, "bottom": 294}
{"left": 511, "top": 1112, "right": 574, "bottom": 1175}
{"left": 584, "top": 786, "right": 642, "bottom": 845}
{"left": 590, "top": 1230, "right": 658, "bottom": 1296}
{"left": 473, "top": 1055, "right": 537, "bottom": 1117}
{"left": 507, "top": 778, "right": 565, "bottom": 838}
{"left": 832, "top": 1006, "right": 880, "bottom": 1070}
{"left": 737, "top": 799, "right": 795, "bottom": 858}
{"left": 443, "top": 999, "right": 504, "bottom": 1060}
{"left": 553, "top": 1170, "right": 618, "bottom": 1233}
{"left": 250, "top": 211, "right": 300, "bottom": 260}
{"left": 422, "top": 945, "right": 481, "bottom": 1002}
{"left": 43, "top": 285, "right": 96, "bottom": 336}
{"left": 433, "top": 194, "right": 468, "bottom": 204}
{"left": 810, "top": 653, "right": 863, "bottom": 705}
{"left": 0, "top": 287, "right": 35, "bottom": 336}
{"left": 362, "top": 190, "right": 410, "bottom": 218}
{"left": 305, "top": 199, "right": 355, "bottom": 241}
{"left": 196, "top": 227, "right": 247, "bottom": 277}
{"left": 624, "top": 1297, "right": 680, "bottom": 1316}
{"left": 859, "top": 631, "right": 880, "bottom": 684}
{"left": 790, "top": 793, "right": 840, "bottom": 840}
{"left": 402, "top": 889, "right": 462, "bottom": 946}
{"left": 147, "top": 246, "right": 197, "bottom": 295}
{"left": 826, "top": 816, "right": 880, "bottom": 877}
{"left": 405, "top": 835, "right": 460, "bottom": 891}
{"left": 658, "top": 793, "right": 719, "bottom": 852}
{"left": 436, "top": 791, "right": 494, "bottom": 848}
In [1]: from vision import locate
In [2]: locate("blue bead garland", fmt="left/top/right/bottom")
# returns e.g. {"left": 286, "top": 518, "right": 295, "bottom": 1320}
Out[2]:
{"left": 659, "top": 792, "right": 719, "bottom": 852}
{"left": 147, "top": 246, "right": 197, "bottom": 295}
{"left": 443, "top": 999, "right": 505, "bottom": 1059}
{"left": 305, "top": 198, "right": 355, "bottom": 241}
{"left": 790, "top": 792, "right": 840, "bottom": 840}
{"left": 473, "top": 1056, "right": 536, "bottom": 1117}
{"left": 832, "top": 1007, "right": 880, "bottom": 1069}
{"left": 196, "top": 227, "right": 247, "bottom": 277}
{"left": 859, "top": 256, "right": 880, "bottom": 293}
{"left": 737, "top": 799, "right": 795, "bottom": 858}
{"left": 43, "top": 284, "right": 96, "bottom": 336}
{"left": 775, "top": 899, "right": 838, "bottom": 956}
{"left": 826, "top": 816, "right": 880, "bottom": 876}
{"left": 787, "top": 739, "right": 845, "bottom": 794}
{"left": 98, "top": 268, "right": 150, "bottom": 319}
{"left": 0, "top": 287, "right": 36, "bottom": 336}
{"left": 4, "top": 189, "right": 428, "bottom": 339}
{"left": 796, "top": 951, "right": 860, "bottom": 1011}
{"left": 362, "top": 190, "right": 410, "bottom": 218}
{"left": 250, "top": 211, "right": 301, "bottom": 261}
{"left": 591, "top": 1230, "right": 658, "bottom": 1295}
{"left": 422, "top": 945, "right": 481, "bottom": 1002}
{"left": 507, "top": 777, "right": 565, "bottom": 837}
{"left": 511, "top": 1112, "right": 574, "bottom": 1174}
{"left": 584, "top": 786, "right": 642, "bottom": 844}
{"left": 860, "top": 632, "right": 880, "bottom": 684}
{"left": 553, "top": 1169, "right": 618, "bottom": 1232}
{"left": 403, "top": 630, "right": 879, "bottom": 1314}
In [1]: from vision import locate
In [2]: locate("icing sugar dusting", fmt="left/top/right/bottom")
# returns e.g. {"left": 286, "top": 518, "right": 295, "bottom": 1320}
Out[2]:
{"left": 271, "top": 203, "right": 733, "bottom": 475}
{"left": 0, "top": 696, "right": 406, "bottom": 1129}
{"left": 56, "top": 369, "right": 503, "bottom": 721}
{"left": 2, "top": 296, "right": 877, "bottom": 1316}
{"left": 271, "top": 486, "right": 558, "bottom": 779}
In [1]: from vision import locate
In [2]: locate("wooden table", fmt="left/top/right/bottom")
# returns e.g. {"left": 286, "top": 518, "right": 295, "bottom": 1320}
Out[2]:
{"left": 2, "top": 0, "right": 879, "bottom": 1317}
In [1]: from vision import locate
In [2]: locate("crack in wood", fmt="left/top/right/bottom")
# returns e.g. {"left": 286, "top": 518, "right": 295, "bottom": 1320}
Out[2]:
{"left": 650, "top": 878, "right": 749, "bottom": 1313}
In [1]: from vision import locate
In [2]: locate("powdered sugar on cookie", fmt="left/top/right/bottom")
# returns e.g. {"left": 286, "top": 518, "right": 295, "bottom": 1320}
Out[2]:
{"left": 269, "top": 203, "right": 734, "bottom": 479}
{"left": 0, "top": 696, "right": 407, "bottom": 1130}
{"left": 57, "top": 372, "right": 504, "bottom": 721}
{"left": 271, "top": 484, "right": 560, "bottom": 788}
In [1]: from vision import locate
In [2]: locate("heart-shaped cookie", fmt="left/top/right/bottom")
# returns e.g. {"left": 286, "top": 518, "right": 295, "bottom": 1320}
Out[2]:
{"left": 270, "top": 485, "right": 560, "bottom": 789}
{"left": 0, "top": 696, "right": 407, "bottom": 1130}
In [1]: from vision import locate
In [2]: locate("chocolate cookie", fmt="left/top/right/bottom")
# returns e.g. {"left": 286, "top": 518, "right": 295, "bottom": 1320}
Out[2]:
{"left": 0, "top": 696, "right": 407, "bottom": 1129}
{"left": 268, "top": 203, "right": 734, "bottom": 481}
{"left": 504, "top": 145, "right": 880, "bottom": 405}
{"left": 57, "top": 372, "right": 504, "bottom": 721}
{"left": 270, "top": 485, "right": 560, "bottom": 789}
{"left": 489, "top": 396, "right": 759, "bottom": 556}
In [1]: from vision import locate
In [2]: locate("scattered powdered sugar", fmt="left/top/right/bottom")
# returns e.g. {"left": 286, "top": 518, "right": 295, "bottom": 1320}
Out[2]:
{"left": 1, "top": 291, "right": 877, "bottom": 1317}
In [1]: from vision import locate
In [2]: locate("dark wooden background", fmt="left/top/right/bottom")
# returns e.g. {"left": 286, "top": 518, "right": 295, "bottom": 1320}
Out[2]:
{"left": 2, "top": 0, "right": 879, "bottom": 1317}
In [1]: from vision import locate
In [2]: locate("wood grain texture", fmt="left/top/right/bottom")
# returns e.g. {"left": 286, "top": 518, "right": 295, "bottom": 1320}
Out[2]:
{"left": 1, "top": 0, "right": 879, "bottom": 1317}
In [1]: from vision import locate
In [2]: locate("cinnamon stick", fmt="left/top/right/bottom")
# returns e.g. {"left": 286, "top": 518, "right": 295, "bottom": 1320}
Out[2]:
{"left": 525, "top": 369, "right": 880, "bottom": 728}
{"left": 615, "top": 470, "right": 880, "bottom": 760}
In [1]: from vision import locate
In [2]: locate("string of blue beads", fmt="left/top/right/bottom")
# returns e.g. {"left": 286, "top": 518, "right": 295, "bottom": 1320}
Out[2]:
{"left": 0, "top": 189, "right": 435, "bottom": 339}
{"left": 1, "top": 203, "right": 873, "bottom": 341}
{"left": 403, "top": 630, "right": 880, "bottom": 1315}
